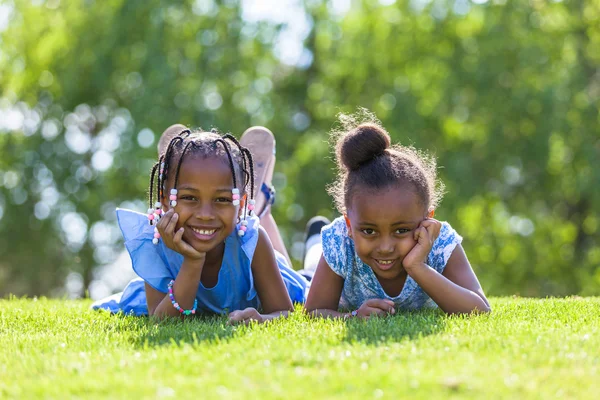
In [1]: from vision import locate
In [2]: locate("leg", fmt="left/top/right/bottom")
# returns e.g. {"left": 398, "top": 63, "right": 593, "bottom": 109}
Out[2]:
{"left": 239, "top": 127, "right": 291, "bottom": 264}
{"left": 260, "top": 210, "right": 292, "bottom": 267}
{"left": 298, "top": 216, "right": 330, "bottom": 280}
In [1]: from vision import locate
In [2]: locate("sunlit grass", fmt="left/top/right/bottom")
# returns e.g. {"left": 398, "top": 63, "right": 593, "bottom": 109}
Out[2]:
{"left": 1, "top": 297, "right": 598, "bottom": 399}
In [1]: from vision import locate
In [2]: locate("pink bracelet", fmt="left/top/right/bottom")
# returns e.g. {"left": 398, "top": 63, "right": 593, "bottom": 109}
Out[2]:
{"left": 167, "top": 280, "right": 197, "bottom": 315}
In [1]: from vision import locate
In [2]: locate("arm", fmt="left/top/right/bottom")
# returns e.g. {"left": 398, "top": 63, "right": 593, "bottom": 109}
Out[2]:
{"left": 305, "top": 254, "right": 397, "bottom": 319}
{"left": 229, "top": 227, "right": 294, "bottom": 324}
{"left": 148, "top": 209, "right": 206, "bottom": 319}
{"left": 407, "top": 244, "right": 490, "bottom": 314}
{"left": 304, "top": 254, "right": 346, "bottom": 318}
{"left": 147, "top": 258, "right": 204, "bottom": 318}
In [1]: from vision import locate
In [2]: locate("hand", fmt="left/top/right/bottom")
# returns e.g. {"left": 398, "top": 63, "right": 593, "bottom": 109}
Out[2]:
{"left": 402, "top": 218, "right": 442, "bottom": 272}
{"left": 228, "top": 307, "right": 264, "bottom": 325}
{"left": 354, "top": 299, "right": 396, "bottom": 319}
{"left": 157, "top": 209, "right": 206, "bottom": 262}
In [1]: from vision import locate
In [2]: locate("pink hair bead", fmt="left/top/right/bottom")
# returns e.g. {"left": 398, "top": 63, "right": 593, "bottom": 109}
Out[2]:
{"left": 232, "top": 194, "right": 240, "bottom": 200}
{"left": 240, "top": 225, "right": 247, "bottom": 231}
{"left": 154, "top": 232, "right": 160, "bottom": 239}
{"left": 148, "top": 214, "right": 155, "bottom": 220}
{"left": 248, "top": 204, "right": 255, "bottom": 211}
{"left": 169, "top": 194, "right": 177, "bottom": 201}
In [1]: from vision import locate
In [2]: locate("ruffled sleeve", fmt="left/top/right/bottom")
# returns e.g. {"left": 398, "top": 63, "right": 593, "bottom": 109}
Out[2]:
{"left": 116, "top": 208, "right": 179, "bottom": 294}
{"left": 427, "top": 221, "right": 463, "bottom": 274}
{"left": 320, "top": 217, "right": 351, "bottom": 279}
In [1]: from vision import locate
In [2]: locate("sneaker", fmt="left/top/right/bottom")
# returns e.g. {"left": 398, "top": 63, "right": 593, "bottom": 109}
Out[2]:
{"left": 303, "top": 216, "right": 330, "bottom": 258}
{"left": 239, "top": 126, "right": 276, "bottom": 217}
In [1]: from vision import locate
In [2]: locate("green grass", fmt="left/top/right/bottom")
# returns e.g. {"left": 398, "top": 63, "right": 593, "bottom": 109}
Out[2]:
{"left": 1, "top": 297, "right": 599, "bottom": 399}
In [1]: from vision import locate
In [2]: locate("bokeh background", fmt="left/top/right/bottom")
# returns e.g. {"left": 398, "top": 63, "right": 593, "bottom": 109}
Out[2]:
{"left": 0, "top": 0, "right": 598, "bottom": 300}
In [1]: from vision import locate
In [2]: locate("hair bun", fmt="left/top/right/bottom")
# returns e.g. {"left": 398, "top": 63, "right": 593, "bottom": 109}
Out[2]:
{"left": 337, "top": 123, "right": 391, "bottom": 171}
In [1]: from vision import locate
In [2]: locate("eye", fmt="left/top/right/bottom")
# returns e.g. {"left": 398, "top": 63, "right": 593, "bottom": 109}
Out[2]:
{"left": 395, "top": 228, "right": 410, "bottom": 234}
{"left": 179, "top": 195, "right": 197, "bottom": 201}
{"left": 215, "top": 197, "right": 232, "bottom": 203}
{"left": 361, "top": 228, "right": 376, "bottom": 236}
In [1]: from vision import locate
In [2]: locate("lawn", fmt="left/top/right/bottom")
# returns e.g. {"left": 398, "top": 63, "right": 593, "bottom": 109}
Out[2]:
{"left": 1, "top": 297, "right": 598, "bottom": 399}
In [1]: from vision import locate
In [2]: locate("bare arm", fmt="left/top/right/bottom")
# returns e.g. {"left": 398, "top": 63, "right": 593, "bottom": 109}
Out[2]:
{"left": 304, "top": 254, "right": 347, "bottom": 318}
{"left": 228, "top": 226, "right": 293, "bottom": 324}
{"left": 407, "top": 244, "right": 490, "bottom": 314}
{"left": 147, "top": 209, "right": 206, "bottom": 319}
{"left": 146, "top": 258, "right": 204, "bottom": 318}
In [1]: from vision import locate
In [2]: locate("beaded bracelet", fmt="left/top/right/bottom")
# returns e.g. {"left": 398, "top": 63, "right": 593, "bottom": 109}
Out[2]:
{"left": 344, "top": 310, "right": 358, "bottom": 319}
{"left": 167, "top": 280, "right": 197, "bottom": 315}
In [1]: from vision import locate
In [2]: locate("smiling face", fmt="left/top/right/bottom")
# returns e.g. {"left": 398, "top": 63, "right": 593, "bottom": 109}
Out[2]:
{"left": 163, "top": 155, "right": 241, "bottom": 255}
{"left": 346, "top": 183, "right": 428, "bottom": 281}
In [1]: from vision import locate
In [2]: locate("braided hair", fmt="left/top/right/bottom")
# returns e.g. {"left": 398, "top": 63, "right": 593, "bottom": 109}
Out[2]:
{"left": 148, "top": 127, "right": 255, "bottom": 219}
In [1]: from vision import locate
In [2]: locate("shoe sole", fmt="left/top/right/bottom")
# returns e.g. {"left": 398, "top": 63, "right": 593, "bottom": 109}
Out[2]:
{"left": 157, "top": 124, "right": 188, "bottom": 157}
{"left": 239, "top": 126, "right": 276, "bottom": 213}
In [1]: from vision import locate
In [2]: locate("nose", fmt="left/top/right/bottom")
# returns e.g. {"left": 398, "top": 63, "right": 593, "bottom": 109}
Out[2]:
{"left": 195, "top": 201, "right": 215, "bottom": 220}
{"left": 377, "top": 237, "right": 395, "bottom": 255}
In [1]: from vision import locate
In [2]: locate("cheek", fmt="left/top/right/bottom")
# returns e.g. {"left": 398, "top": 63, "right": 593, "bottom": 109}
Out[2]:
{"left": 352, "top": 237, "right": 374, "bottom": 256}
{"left": 398, "top": 236, "right": 417, "bottom": 254}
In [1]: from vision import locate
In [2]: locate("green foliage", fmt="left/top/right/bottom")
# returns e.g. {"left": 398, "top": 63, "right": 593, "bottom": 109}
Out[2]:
{"left": 0, "top": 0, "right": 599, "bottom": 297}
{"left": 1, "top": 298, "right": 600, "bottom": 398}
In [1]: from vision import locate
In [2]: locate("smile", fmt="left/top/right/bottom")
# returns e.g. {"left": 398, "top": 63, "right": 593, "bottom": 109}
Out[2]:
{"left": 191, "top": 228, "right": 216, "bottom": 235}
{"left": 374, "top": 259, "right": 396, "bottom": 271}
{"left": 189, "top": 227, "right": 218, "bottom": 240}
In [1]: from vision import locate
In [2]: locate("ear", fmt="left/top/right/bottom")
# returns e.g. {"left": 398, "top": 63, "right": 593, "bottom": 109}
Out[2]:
{"left": 427, "top": 207, "right": 435, "bottom": 219}
{"left": 239, "top": 193, "right": 247, "bottom": 215}
{"left": 344, "top": 214, "right": 352, "bottom": 237}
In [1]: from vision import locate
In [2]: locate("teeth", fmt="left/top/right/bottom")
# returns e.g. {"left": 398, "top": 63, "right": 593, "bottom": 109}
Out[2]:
{"left": 192, "top": 228, "right": 216, "bottom": 235}
{"left": 377, "top": 260, "right": 394, "bottom": 265}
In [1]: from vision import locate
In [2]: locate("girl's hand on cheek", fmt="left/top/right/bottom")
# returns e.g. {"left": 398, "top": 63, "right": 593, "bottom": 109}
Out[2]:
{"left": 402, "top": 218, "right": 441, "bottom": 272}
{"left": 228, "top": 308, "right": 264, "bottom": 325}
{"left": 156, "top": 209, "right": 206, "bottom": 262}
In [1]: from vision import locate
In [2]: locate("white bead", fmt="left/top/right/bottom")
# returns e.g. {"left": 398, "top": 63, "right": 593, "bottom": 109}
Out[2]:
{"left": 237, "top": 230, "right": 245, "bottom": 237}
{"left": 232, "top": 188, "right": 240, "bottom": 194}
{"left": 147, "top": 208, "right": 153, "bottom": 215}
{"left": 152, "top": 238, "right": 159, "bottom": 245}
{"left": 170, "top": 189, "right": 177, "bottom": 195}
{"left": 155, "top": 202, "right": 162, "bottom": 208}
{"left": 154, "top": 227, "right": 158, "bottom": 233}
{"left": 232, "top": 200, "right": 240, "bottom": 206}
{"left": 241, "top": 220, "right": 248, "bottom": 226}
{"left": 170, "top": 200, "right": 177, "bottom": 207}
{"left": 248, "top": 199, "right": 256, "bottom": 205}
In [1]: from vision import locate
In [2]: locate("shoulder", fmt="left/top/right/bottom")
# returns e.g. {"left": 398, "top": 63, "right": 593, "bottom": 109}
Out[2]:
{"left": 428, "top": 220, "right": 463, "bottom": 272}
{"left": 321, "top": 216, "right": 352, "bottom": 278}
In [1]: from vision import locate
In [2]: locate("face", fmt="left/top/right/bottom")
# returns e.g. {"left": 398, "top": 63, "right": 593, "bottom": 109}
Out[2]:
{"left": 163, "top": 155, "right": 240, "bottom": 254}
{"left": 346, "top": 184, "right": 429, "bottom": 281}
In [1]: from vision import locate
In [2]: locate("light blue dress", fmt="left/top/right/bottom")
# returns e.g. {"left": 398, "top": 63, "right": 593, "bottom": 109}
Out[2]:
{"left": 321, "top": 217, "right": 463, "bottom": 311}
{"left": 91, "top": 209, "right": 308, "bottom": 315}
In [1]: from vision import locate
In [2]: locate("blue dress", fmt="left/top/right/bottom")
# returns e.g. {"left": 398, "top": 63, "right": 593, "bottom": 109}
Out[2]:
{"left": 91, "top": 209, "right": 308, "bottom": 315}
{"left": 321, "top": 216, "right": 463, "bottom": 311}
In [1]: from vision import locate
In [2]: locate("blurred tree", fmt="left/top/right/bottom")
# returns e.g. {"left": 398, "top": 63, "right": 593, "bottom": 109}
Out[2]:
{"left": 0, "top": 0, "right": 598, "bottom": 297}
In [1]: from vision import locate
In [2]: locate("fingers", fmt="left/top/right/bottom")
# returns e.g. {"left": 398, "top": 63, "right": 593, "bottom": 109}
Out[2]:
{"left": 228, "top": 308, "right": 262, "bottom": 325}
{"left": 173, "top": 226, "right": 185, "bottom": 244}
{"left": 420, "top": 219, "right": 441, "bottom": 242}
{"left": 157, "top": 209, "right": 178, "bottom": 236}
{"left": 362, "top": 299, "right": 395, "bottom": 315}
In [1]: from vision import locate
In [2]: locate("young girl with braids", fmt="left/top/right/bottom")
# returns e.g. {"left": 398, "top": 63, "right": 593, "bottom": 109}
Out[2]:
{"left": 94, "top": 125, "right": 307, "bottom": 323}
{"left": 304, "top": 110, "right": 490, "bottom": 318}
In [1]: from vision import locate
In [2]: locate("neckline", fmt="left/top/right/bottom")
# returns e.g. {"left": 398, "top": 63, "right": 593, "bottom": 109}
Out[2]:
{"left": 355, "top": 251, "right": 417, "bottom": 302}
{"left": 198, "top": 233, "right": 233, "bottom": 291}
